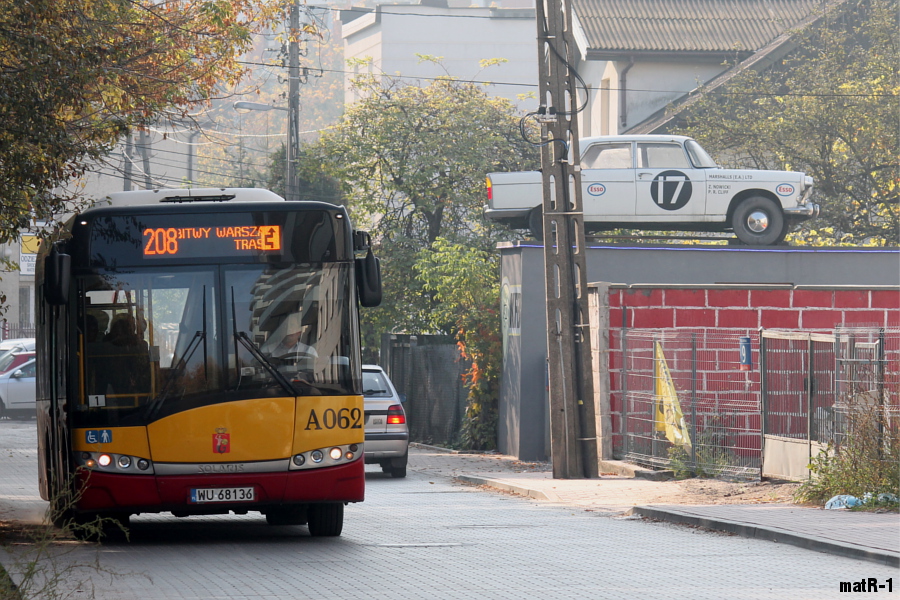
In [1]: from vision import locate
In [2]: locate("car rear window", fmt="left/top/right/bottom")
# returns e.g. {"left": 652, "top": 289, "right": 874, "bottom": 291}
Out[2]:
{"left": 581, "top": 143, "right": 632, "bottom": 169}
{"left": 362, "top": 370, "right": 392, "bottom": 397}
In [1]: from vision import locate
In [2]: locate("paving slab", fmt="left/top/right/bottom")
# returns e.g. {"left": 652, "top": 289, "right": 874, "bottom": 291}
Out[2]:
{"left": 408, "top": 446, "right": 900, "bottom": 567}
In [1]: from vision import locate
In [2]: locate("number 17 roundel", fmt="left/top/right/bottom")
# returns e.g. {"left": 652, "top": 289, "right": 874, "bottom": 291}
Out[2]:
{"left": 651, "top": 170, "right": 692, "bottom": 211}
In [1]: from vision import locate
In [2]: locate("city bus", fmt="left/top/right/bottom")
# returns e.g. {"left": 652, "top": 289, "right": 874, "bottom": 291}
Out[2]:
{"left": 35, "top": 188, "right": 382, "bottom": 536}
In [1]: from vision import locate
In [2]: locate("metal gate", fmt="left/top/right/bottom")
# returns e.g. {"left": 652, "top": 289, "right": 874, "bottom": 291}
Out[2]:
{"left": 380, "top": 334, "right": 469, "bottom": 446}
{"left": 760, "top": 330, "right": 835, "bottom": 479}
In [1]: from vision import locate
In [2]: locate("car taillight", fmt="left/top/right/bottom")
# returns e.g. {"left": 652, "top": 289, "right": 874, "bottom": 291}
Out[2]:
{"left": 486, "top": 177, "right": 493, "bottom": 201}
{"left": 387, "top": 404, "right": 406, "bottom": 425}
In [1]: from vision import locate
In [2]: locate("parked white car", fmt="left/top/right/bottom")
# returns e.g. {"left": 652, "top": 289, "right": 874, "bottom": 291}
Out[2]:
{"left": 0, "top": 357, "right": 36, "bottom": 419}
{"left": 0, "top": 337, "right": 35, "bottom": 353}
{"left": 362, "top": 365, "right": 409, "bottom": 478}
{"left": 485, "top": 135, "right": 819, "bottom": 245}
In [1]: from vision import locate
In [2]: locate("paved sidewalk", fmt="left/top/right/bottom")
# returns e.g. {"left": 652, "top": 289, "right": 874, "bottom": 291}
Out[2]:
{"left": 408, "top": 445, "right": 900, "bottom": 567}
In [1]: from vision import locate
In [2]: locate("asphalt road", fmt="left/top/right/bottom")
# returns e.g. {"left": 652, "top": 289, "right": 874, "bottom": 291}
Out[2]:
{"left": 1, "top": 420, "right": 895, "bottom": 599}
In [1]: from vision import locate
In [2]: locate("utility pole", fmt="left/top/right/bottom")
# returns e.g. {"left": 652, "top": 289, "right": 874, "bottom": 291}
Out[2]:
{"left": 535, "top": 0, "right": 598, "bottom": 478}
{"left": 123, "top": 134, "right": 133, "bottom": 191}
{"left": 138, "top": 130, "right": 153, "bottom": 190}
{"left": 285, "top": 0, "right": 301, "bottom": 201}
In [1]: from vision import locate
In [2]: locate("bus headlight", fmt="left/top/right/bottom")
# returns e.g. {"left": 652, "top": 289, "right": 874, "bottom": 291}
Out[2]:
{"left": 289, "top": 444, "right": 362, "bottom": 470}
{"left": 77, "top": 452, "right": 153, "bottom": 474}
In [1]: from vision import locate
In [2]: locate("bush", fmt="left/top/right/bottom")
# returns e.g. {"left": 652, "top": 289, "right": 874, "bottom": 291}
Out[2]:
{"left": 796, "top": 402, "right": 900, "bottom": 505}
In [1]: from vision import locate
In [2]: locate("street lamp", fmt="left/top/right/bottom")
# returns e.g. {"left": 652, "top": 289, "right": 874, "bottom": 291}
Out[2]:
{"left": 232, "top": 101, "right": 296, "bottom": 199}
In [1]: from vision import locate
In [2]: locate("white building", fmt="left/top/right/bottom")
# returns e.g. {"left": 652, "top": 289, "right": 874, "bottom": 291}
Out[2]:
{"left": 340, "top": 0, "right": 538, "bottom": 106}
{"left": 341, "top": 0, "right": 822, "bottom": 135}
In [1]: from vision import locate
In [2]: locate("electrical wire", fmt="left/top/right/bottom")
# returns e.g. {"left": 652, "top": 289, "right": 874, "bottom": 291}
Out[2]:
{"left": 329, "top": 6, "right": 535, "bottom": 21}
{"left": 235, "top": 59, "right": 898, "bottom": 99}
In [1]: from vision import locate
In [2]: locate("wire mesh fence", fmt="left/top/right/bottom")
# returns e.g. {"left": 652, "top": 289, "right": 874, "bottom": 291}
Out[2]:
{"left": 616, "top": 329, "right": 762, "bottom": 480}
{"left": 760, "top": 331, "right": 836, "bottom": 444}
{"left": 833, "top": 327, "right": 900, "bottom": 448}
{"left": 615, "top": 327, "right": 900, "bottom": 481}
{"left": 380, "top": 334, "right": 470, "bottom": 446}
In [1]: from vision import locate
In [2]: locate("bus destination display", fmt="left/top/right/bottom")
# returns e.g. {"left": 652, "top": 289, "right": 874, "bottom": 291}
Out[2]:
{"left": 143, "top": 225, "right": 282, "bottom": 258}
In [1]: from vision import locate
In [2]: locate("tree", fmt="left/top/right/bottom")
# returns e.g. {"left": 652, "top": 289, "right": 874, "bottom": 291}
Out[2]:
{"left": 417, "top": 238, "right": 501, "bottom": 449}
{"left": 675, "top": 0, "right": 899, "bottom": 246}
{"left": 309, "top": 67, "right": 539, "bottom": 353}
{"left": 0, "top": 0, "right": 281, "bottom": 251}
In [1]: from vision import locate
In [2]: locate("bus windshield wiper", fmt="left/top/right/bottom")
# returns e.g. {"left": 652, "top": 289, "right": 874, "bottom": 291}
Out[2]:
{"left": 230, "top": 286, "right": 294, "bottom": 396}
{"left": 233, "top": 331, "right": 295, "bottom": 396}
{"left": 145, "top": 329, "right": 205, "bottom": 418}
{"left": 146, "top": 286, "right": 209, "bottom": 419}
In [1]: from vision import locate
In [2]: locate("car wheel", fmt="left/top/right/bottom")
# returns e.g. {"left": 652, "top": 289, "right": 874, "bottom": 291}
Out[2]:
{"left": 307, "top": 503, "right": 344, "bottom": 537}
{"left": 266, "top": 506, "right": 307, "bottom": 526}
{"left": 528, "top": 206, "right": 543, "bottom": 240}
{"left": 0, "top": 400, "right": 5, "bottom": 420}
{"left": 390, "top": 452, "right": 408, "bottom": 478}
{"left": 379, "top": 461, "right": 391, "bottom": 474}
{"left": 732, "top": 196, "right": 785, "bottom": 246}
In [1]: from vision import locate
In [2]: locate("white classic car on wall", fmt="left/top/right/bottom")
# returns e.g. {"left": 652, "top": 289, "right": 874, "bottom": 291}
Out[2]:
{"left": 485, "top": 135, "right": 819, "bottom": 245}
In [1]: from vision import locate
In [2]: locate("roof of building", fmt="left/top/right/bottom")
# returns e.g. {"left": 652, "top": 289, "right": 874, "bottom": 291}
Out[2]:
{"left": 574, "top": 0, "right": 822, "bottom": 57}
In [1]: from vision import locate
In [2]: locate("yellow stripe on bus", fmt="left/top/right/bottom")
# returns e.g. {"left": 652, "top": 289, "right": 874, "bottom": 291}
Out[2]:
{"left": 72, "top": 395, "right": 365, "bottom": 464}
{"left": 147, "top": 397, "right": 296, "bottom": 463}
{"left": 72, "top": 427, "right": 151, "bottom": 457}
{"left": 292, "top": 395, "right": 364, "bottom": 454}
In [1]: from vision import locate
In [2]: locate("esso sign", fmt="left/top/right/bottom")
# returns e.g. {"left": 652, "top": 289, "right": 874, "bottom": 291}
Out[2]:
{"left": 587, "top": 183, "right": 606, "bottom": 196}
{"left": 776, "top": 184, "right": 795, "bottom": 196}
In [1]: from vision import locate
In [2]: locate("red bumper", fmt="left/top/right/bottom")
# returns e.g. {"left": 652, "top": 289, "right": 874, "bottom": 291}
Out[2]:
{"left": 76, "top": 459, "right": 364, "bottom": 514}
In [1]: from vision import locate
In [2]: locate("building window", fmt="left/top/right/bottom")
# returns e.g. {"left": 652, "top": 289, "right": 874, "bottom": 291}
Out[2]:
{"left": 18, "top": 285, "right": 33, "bottom": 324}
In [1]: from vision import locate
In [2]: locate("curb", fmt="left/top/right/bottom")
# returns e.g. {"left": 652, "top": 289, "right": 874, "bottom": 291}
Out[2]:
{"left": 598, "top": 460, "right": 673, "bottom": 481}
{"left": 409, "top": 442, "right": 486, "bottom": 455}
{"left": 629, "top": 505, "right": 900, "bottom": 568}
{"left": 454, "top": 475, "right": 553, "bottom": 501}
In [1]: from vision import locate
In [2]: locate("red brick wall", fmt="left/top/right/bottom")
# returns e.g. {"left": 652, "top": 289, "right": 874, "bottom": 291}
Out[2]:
{"left": 603, "top": 285, "right": 900, "bottom": 457}
{"left": 608, "top": 287, "right": 900, "bottom": 330}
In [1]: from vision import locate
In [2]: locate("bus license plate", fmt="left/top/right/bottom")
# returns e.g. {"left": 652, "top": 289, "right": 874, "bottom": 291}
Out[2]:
{"left": 190, "top": 487, "right": 255, "bottom": 504}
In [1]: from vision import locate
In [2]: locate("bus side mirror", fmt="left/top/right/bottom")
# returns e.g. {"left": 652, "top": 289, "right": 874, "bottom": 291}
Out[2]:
{"left": 356, "top": 249, "right": 382, "bottom": 307}
{"left": 44, "top": 246, "right": 71, "bottom": 306}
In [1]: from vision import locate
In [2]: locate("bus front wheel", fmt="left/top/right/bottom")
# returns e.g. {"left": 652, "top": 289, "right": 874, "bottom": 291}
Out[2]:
{"left": 307, "top": 503, "right": 344, "bottom": 537}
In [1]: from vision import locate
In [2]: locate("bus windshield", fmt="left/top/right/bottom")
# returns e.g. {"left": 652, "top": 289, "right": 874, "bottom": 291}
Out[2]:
{"left": 76, "top": 263, "right": 357, "bottom": 428}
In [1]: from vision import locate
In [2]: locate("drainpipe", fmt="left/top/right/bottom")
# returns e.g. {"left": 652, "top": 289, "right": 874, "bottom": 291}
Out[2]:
{"left": 618, "top": 56, "right": 635, "bottom": 132}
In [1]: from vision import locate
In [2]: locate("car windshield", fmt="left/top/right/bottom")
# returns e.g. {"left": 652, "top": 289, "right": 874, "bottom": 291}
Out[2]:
{"left": 685, "top": 140, "right": 718, "bottom": 168}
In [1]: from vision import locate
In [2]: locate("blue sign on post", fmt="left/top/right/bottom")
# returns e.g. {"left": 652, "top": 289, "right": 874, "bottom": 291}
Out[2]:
{"left": 739, "top": 336, "right": 752, "bottom": 372}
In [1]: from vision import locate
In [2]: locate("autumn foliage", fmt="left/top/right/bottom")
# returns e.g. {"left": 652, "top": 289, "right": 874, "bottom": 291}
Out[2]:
{"left": 0, "top": 0, "right": 280, "bottom": 247}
